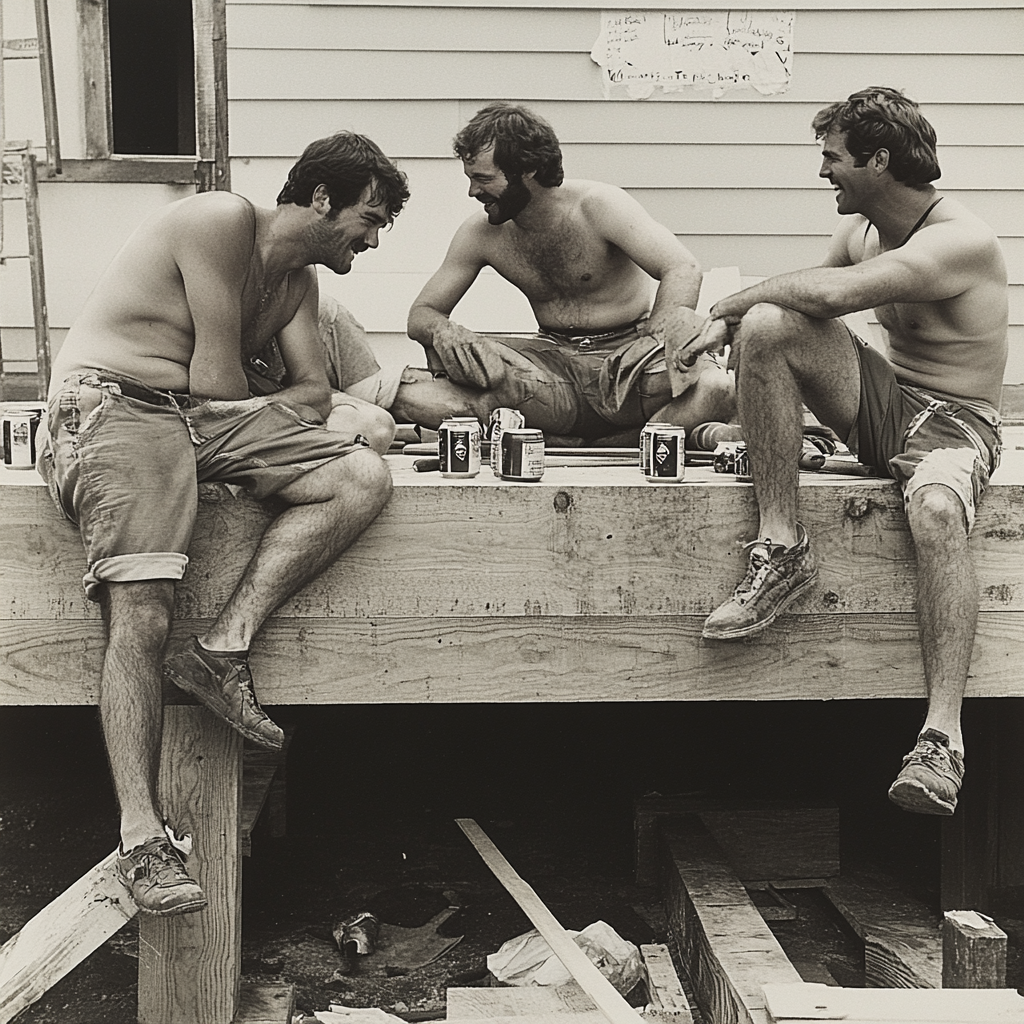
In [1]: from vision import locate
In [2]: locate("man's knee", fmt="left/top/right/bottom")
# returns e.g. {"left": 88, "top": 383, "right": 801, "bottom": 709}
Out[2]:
{"left": 907, "top": 484, "right": 968, "bottom": 547}
{"left": 101, "top": 581, "right": 175, "bottom": 647}
{"left": 330, "top": 448, "right": 394, "bottom": 510}
{"left": 735, "top": 302, "right": 802, "bottom": 353}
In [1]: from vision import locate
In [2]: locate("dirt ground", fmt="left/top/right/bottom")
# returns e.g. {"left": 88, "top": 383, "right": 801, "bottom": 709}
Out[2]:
{"left": 1, "top": 700, "right": 1021, "bottom": 1024}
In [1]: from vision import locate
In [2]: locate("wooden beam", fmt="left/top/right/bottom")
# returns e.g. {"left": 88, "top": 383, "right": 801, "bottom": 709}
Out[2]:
{"left": 635, "top": 796, "right": 839, "bottom": 886}
{"left": 138, "top": 708, "right": 243, "bottom": 1024}
{"left": 822, "top": 874, "right": 941, "bottom": 988}
{"left": 943, "top": 911, "right": 1007, "bottom": 988}
{"left": 660, "top": 816, "right": 801, "bottom": 1024}
{"left": 447, "top": 986, "right": 597, "bottom": 1017}
{"left": 0, "top": 850, "right": 136, "bottom": 1024}
{"left": 239, "top": 726, "right": 293, "bottom": 857}
{"left": 762, "top": 981, "right": 1024, "bottom": 1022}
{"left": 233, "top": 981, "right": 294, "bottom": 1024}
{"left": 639, "top": 943, "right": 692, "bottom": 1021}
{"left": 456, "top": 818, "right": 645, "bottom": 1024}
{"left": 75, "top": 0, "right": 112, "bottom": 159}
{"left": 44, "top": 157, "right": 197, "bottom": 183}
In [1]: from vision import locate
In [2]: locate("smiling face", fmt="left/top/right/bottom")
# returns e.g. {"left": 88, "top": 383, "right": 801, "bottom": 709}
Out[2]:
{"left": 310, "top": 184, "right": 390, "bottom": 274}
{"left": 462, "top": 148, "right": 532, "bottom": 225}
{"left": 818, "top": 129, "right": 877, "bottom": 216}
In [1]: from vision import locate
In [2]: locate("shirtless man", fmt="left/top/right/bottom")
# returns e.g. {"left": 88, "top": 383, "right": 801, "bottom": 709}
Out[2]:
{"left": 389, "top": 103, "right": 734, "bottom": 443}
{"left": 677, "top": 87, "right": 1008, "bottom": 815}
{"left": 40, "top": 132, "right": 409, "bottom": 914}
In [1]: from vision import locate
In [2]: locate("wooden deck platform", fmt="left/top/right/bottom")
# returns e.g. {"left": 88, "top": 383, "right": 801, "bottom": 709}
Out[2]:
{"left": 3, "top": 430, "right": 1024, "bottom": 1024}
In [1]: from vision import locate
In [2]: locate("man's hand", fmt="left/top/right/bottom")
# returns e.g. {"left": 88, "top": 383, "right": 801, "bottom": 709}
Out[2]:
{"left": 673, "top": 316, "right": 737, "bottom": 371}
{"left": 432, "top": 321, "right": 507, "bottom": 389}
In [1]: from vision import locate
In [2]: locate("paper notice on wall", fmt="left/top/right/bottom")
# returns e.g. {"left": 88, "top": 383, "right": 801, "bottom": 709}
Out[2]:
{"left": 591, "top": 10, "right": 794, "bottom": 100}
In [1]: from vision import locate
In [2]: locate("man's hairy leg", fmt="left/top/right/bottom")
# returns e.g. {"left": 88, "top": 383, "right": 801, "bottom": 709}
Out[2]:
{"left": 99, "top": 580, "right": 175, "bottom": 850}
{"left": 734, "top": 304, "right": 860, "bottom": 548}
{"left": 650, "top": 360, "right": 736, "bottom": 432}
{"left": 908, "top": 484, "right": 975, "bottom": 754}
{"left": 203, "top": 448, "right": 393, "bottom": 651}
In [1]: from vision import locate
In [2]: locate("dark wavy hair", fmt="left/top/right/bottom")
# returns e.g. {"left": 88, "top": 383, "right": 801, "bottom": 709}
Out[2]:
{"left": 454, "top": 104, "right": 564, "bottom": 188}
{"left": 276, "top": 132, "right": 410, "bottom": 220}
{"left": 812, "top": 87, "right": 940, "bottom": 186}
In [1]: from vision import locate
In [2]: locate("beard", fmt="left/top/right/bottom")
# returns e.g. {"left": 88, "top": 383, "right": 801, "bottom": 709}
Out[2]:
{"left": 484, "top": 176, "right": 532, "bottom": 224}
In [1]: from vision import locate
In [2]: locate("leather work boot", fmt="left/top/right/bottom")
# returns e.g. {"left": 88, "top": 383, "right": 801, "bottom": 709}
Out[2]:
{"left": 163, "top": 636, "right": 284, "bottom": 750}
{"left": 702, "top": 526, "right": 818, "bottom": 640}
{"left": 116, "top": 835, "right": 207, "bottom": 916}
{"left": 888, "top": 728, "right": 965, "bottom": 815}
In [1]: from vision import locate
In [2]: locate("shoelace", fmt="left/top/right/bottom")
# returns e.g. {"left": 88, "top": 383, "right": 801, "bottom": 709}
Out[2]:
{"left": 904, "top": 739, "right": 951, "bottom": 769}
{"left": 736, "top": 542, "right": 776, "bottom": 596}
{"left": 130, "top": 839, "right": 187, "bottom": 880}
{"left": 227, "top": 658, "right": 270, "bottom": 718}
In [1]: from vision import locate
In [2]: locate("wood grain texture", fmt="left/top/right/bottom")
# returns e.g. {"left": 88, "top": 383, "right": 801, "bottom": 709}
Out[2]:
{"left": 661, "top": 816, "right": 801, "bottom": 1024}
{"left": 138, "top": 708, "right": 243, "bottom": 1024}
{"left": 0, "top": 849, "right": 136, "bottom": 1024}
{"left": 823, "top": 874, "right": 942, "bottom": 989}
{"left": 942, "top": 911, "right": 1007, "bottom": 989}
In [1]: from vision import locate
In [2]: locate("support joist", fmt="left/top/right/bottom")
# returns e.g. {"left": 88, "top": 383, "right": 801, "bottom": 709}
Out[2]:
{"left": 660, "top": 816, "right": 801, "bottom": 1024}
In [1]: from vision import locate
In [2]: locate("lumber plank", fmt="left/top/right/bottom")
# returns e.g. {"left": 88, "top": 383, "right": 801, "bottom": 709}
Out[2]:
{"left": 5, "top": 471, "right": 1024, "bottom": 622}
{"left": 822, "top": 874, "right": 941, "bottom": 988}
{"left": 0, "top": 850, "right": 136, "bottom": 1024}
{"left": 456, "top": 818, "right": 645, "bottom": 1024}
{"left": 762, "top": 981, "right": 1024, "bottom": 1021}
{"left": 240, "top": 727, "right": 293, "bottom": 857}
{"left": 138, "top": 708, "right": 243, "bottom": 1024}
{"left": 6, "top": 611, "right": 1024, "bottom": 707}
{"left": 660, "top": 816, "right": 801, "bottom": 1024}
{"left": 634, "top": 796, "right": 839, "bottom": 885}
{"left": 233, "top": 981, "right": 294, "bottom": 1023}
{"left": 942, "top": 910, "right": 1007, "bottom": 988}
{"left": 639, "top": 943, "right": 692, "bottom": 1020}
{"left": 447, "top": 985, "right": 597, "bottom": 1017}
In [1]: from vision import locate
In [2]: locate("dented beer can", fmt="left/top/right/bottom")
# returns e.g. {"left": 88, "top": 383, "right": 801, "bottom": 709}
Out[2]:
{"left": 498, "top": 428, "right": 545, "bottom": 481}
{"left": 488, "top": 407, "right": 525, "bottom": 475}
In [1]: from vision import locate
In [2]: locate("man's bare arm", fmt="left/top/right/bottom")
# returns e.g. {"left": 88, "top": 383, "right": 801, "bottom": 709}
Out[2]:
{"left": 407, "top": 218, "right": 507, "bottom": 387}
{"left": 173, "top": 197, "right": 255, "bottom": 400}
{"left": 272, "top": 269, "right": 333, "bottom": 423}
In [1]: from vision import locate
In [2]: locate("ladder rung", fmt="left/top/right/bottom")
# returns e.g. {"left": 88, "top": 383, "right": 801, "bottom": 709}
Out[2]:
{"left": 2, "top": 38, "right": 40, "bottom": 59}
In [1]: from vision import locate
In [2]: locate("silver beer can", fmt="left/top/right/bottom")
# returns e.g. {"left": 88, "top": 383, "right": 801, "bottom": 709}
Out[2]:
{"left": 640, "top": 424, "right": 686, "bottom": 482}
{"left": 438, "top": 416, "right": 481, "bottom": 478}
{"left": 498, "top": 428, "right": 545, "bottom": 481}
{"left": 2, "top": 408, "right": 42, "bottom": 470}
{"left": 488, "top": 407, "right": 525, "bottom": 475}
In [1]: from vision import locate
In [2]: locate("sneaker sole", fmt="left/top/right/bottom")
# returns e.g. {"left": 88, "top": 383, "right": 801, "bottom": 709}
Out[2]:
{"left": 164, "top": 663, "right": 284, "bottom": 751}
{"left": 116, "top": 874, "right": 209, "bottom": 916}
{"left": 702, "top": 571, "right": 819, "bottom": 641}
{"left": 887, "top": 778, "right": 956, "bottom": 816}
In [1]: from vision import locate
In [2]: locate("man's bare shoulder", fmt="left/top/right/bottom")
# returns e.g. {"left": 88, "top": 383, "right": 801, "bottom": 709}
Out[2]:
{"left": 151, "top": 190, "right": 257, "bottom": 243}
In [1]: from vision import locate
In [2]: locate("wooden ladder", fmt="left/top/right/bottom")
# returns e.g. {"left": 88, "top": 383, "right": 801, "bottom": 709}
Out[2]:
{"left": 0, "top": 0, "right": 59, "bottom": 402}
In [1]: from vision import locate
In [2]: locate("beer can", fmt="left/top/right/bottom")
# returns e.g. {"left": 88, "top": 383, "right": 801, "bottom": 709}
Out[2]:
{"left": 437, "top": 416, "right": 481, "bottom": 478}
{"left": 488, "top": 407, "right": 525, "bottom": 475}
{"left": 640, "top": 424, "right": 686, "bottom": 482}
{"left": 733, "top": 443, "right": 752, "bottom": 482}
{"left": 498, "top": 428, "right": 545, "bottom": 481}
{"left": 2, "top": 408, "right": 42, "bottom": 470}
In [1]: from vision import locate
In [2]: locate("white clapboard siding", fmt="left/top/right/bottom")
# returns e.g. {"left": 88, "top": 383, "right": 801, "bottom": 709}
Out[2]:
{"left": 229, "top": 99, "right": 1024, "bottom": 154}
{"left": 228, "top": 50, "right": 1018, "bottom": 105}
{"left": 225, "top": 5, "right": 1024, "bottom": 54}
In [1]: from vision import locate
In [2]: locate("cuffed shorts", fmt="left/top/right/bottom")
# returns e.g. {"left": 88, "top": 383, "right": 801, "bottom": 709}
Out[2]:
{"left": 479, "top": 320, "right": 717, "bottom": 435}
{"left": 40, "top": 373, "right": 369, "bottom": 599}
{"left": 848, "top": 331, "right": 1001, "bottom": 532}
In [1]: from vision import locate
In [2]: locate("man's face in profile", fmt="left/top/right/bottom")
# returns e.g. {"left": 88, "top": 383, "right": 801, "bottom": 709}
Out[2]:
{"left": 463, "top": 148, "right": 532, "bottom": 225}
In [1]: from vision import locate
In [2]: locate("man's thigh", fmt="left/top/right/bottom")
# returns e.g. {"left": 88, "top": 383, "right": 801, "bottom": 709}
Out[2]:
{"left": 189, "top": 397, "right": 369, "bottom": 500}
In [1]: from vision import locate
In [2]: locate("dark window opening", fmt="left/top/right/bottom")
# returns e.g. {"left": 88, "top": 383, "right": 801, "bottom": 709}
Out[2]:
{"left": 108, "top": 0, "right": 195, "bottom": 155}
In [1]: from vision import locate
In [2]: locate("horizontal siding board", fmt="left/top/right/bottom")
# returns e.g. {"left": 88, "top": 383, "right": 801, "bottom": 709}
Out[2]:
{"left": 632, "top": 189, "right": 1024, "bottom": 238}
{"left": 226, "top": 5, "right": 1024, "bottom": 55}
{"left": 228, "top": 1, "right": 1024, "bottom": 12}
{"left": 227, "top": 50, "right": 1022, "bottom": 104}
{"left": 228, "top": 99, "right": 1024, "bottom": 154}
{"left": 559, "top": 144, "right": 1022, "bottom": 191}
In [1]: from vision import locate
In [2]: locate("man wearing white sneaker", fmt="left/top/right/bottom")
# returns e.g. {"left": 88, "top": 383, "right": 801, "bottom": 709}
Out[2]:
{"left": 675, "top": 87, "right": 1008, "bottom": 816}
{"left": 41, "top": 133, "right": 408, "bottom": 913}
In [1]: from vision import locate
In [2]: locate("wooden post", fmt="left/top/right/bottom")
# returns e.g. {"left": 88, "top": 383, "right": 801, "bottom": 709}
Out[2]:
{"left": 138, "top": 706, "right": 243, "bottom": 1024}
{"left": 942, "top": 910, "right": 1007, "bottom": 988}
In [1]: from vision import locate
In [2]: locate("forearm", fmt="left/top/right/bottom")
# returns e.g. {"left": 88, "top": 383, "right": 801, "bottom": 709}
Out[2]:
{"left": 646, "top": 265, "right": 702, "bottom": 333}
{"left": 712, "top": 268, "right": 869, "bottom": 322}
{"left": 407, "top": 304, "right": 453, "bottom": 350}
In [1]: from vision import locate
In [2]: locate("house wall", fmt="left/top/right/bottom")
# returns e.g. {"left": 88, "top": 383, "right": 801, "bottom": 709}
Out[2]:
{"left": 1, "top": 1, "right": 1021, "bottom": 391}
{"left": 224, "top": 0, "right": 1024, "bottom": 384}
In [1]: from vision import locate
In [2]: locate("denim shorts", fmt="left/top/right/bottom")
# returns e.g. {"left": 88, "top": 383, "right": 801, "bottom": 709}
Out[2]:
{"left": 848, "top": 332, "right": 1001, "bottom": 532}
{"left": 40, "top": 373, "right": 369, "bottom": 599}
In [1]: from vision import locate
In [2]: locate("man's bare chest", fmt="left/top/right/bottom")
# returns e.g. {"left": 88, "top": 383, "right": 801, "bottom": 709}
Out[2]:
{"left": 493, "top": 229, "right": 621, "bottom": 299}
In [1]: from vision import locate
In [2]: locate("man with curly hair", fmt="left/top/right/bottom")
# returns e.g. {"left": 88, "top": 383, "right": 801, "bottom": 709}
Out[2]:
{"left": 41, "top": 132, "right": 408, "bottom": 914}
{"left": 677, "top": 87, "right": 1009, "bottom": 816}
{"left": 390, "top": 103, "right": 734, "bottom": 444}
